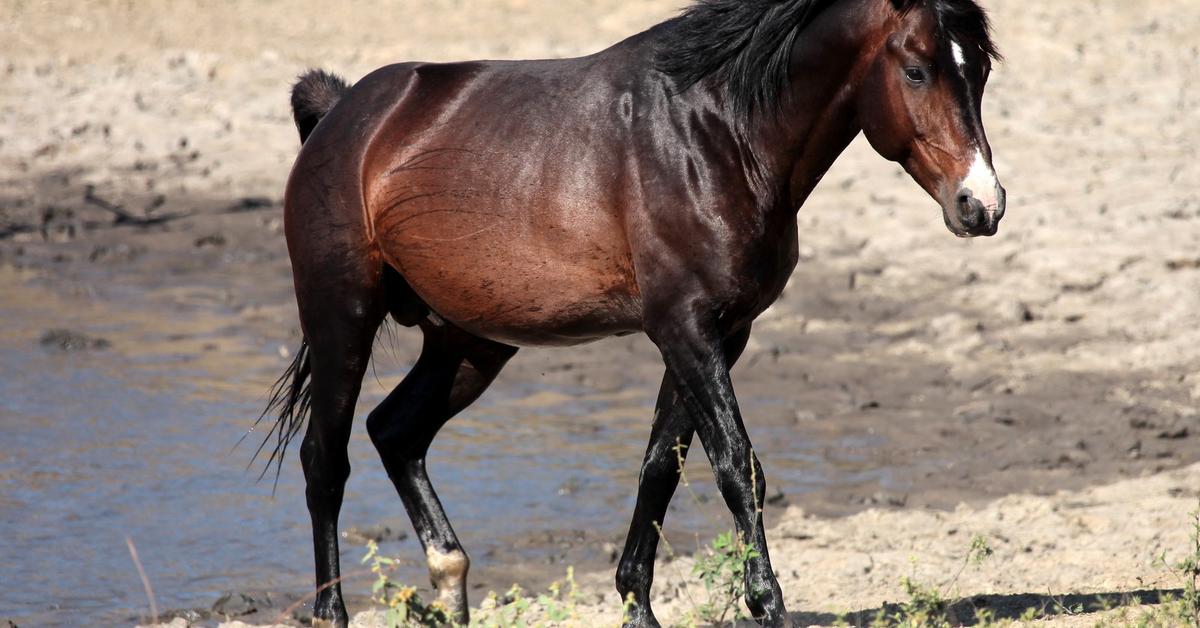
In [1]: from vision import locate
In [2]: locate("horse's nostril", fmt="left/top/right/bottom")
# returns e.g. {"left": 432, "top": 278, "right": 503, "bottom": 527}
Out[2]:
{"left": 956, "top": 189, "right": 984, "bottom": 224}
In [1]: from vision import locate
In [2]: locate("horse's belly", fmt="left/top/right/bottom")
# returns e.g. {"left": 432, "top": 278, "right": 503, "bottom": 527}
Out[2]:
{"left": 374, "top": 206, "right": 643, "bottom": 347}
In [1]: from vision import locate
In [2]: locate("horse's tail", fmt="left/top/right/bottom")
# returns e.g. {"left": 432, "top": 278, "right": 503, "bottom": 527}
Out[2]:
{"left": 248, "top": 69, "right": 346, "bottom": 485}
{"left": 290, "top": 69, "right": 350, "bottom": 144}
{"left": 245, "top": 340, "right": 311, "bottom": 489}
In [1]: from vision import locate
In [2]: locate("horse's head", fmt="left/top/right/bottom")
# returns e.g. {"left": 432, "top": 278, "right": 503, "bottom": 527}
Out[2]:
{"left": 857, "top": 0, "right": 1004, "bottom": 237}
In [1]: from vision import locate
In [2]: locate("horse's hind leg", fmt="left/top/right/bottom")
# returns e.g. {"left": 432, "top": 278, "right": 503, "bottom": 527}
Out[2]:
{"left": 287, "top": 181, "right": 387, "bottom": 626}
{"left": 301, "top": 301, "right": 383, "bottom": 627}
{"left": 367, "top": 319, "right": 517, "bottom": 624}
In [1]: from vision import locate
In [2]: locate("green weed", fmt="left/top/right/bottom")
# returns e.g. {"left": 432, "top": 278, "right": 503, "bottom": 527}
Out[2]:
{"left": 863, "top": 535, "right": 993, "bottom": 628}
{"left": 361, "top": 542, "right": 583, "bottom": 628}
{"left": 363, "top": 540, "right": 452, "bottom": 627}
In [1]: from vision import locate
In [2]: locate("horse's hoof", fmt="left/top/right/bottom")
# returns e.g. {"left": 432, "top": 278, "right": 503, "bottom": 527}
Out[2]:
{"left": 757, "top": 611, "right": 794, "bottom": 628}
{"left": 311, "top": 600, "right": 350, "bottom": 628}
{"left": 749, "top": 597, "right": 792, "bottom": 627}
{"left": 621, "top": 605, "right": 662, "bottom": 628}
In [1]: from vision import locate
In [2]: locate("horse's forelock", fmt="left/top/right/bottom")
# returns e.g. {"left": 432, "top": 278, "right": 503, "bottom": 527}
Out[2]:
{"left": 898, "top": 0, "right": 1001, "bottom": 62}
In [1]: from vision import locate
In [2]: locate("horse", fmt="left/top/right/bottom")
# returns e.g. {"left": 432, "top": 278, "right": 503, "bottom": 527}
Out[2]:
{"left": 257, "top": 0, "right": 1004, "bottom": 625}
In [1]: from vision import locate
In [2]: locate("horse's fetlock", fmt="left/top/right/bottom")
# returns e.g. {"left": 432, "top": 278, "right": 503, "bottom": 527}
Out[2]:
{"left": 426, "top": 546, "right": 470, "bottom": 617}
{"left": 615, "top": 560, "right": 648, "bottom": 594}
{"left": 427, "top": 546, "right": 469, "bottom": 586}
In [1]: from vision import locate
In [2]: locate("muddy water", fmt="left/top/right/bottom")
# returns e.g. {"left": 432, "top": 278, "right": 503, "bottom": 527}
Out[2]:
{"left": 0, "top": 269, "right": 887, "bottom": 626}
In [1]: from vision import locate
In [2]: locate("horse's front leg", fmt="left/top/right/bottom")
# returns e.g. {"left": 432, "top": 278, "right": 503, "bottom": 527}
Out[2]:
{"left": 646, "top": 310, "right": 790, "bottom": 627}
{"left": 616, "top": 326, "right": 752, "bottom": 628}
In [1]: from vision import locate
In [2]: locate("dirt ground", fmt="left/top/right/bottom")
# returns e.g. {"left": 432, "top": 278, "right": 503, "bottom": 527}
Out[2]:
{"left": 386, "top": 464, "right": 1200, "bottom": 627}
{"left": 3, "top": 0, "right": 1200, "bottom": 625}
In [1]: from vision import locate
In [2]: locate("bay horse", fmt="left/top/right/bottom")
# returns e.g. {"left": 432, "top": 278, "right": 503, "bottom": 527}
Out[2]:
{"left": 259, "top": 0, "right": 1003, "bottom": 625}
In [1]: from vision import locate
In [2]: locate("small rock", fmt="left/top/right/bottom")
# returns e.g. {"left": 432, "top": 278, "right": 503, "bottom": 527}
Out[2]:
{"left": 347, "top": 610, "right": 386, "bottom": 628}
{"left": 1125, "top": 404, "right": 1160, "bottom": 430}
{"left": 194, "top": 233, "right": 227, "bottom": 248}
{"left": 154, "top": 608, "right": 209, "bottom": 625}
{"left": 212, "top": 591, "right": 268, "bottom": 617}
{"left": 766, "top": 488, "right": 789, "bottom": 507}
{"left": 134, "top": 618, "right": 189, "bottom": 628}
{"left": 861, "top": 492, "right": 907, "bottom": 507}
{"left": 1055, "top": 449, "right": 1092, "bottom": 469}
{"left": 228, "top": 197, "right": 275, "bottom": 212}
{"left": 601, "top": 541, "right": 619, "bottom": 563}
{"left": 557, "top": 477, "right": 583, "bottom": 496}
{"left": 291, "top": 607, "right": 313, "bottom": 624}
{"left": 953, "top": 400, "right": 993, "bottom": 423}
{"left": 793, "top": 409, "right": 818, "bottom": 423}
{"left": 39, "top": 329, "right": 110, "bottom": 352}
{"left": 340, "top": 524, "right": 406, "bottom": 545}
{"left": 89, "top": 243, "right": 144, "bottom": 263}
{"left": 1158, "top": 424, "right": 1189, "bottom": 440}
{"left": 145, "top": 194, "right": 166, "bottom": 213}
{"left": 928, "top": 313, "right": 972, "bottom": 339}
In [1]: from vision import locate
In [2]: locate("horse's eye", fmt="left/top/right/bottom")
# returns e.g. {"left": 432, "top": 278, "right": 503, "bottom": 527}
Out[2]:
{"left": 904, "top": 67, "right": 927, "bottom": 85}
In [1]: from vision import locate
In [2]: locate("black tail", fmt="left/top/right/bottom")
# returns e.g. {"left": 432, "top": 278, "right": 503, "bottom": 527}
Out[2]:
{"left": 245, "top": 340, "right": 311, "bottom": 489}
{"left": 290, "top": 69, "right": 350, "bottom": 144}
{"left": 250, "top": 69, "right": 347, "bottom": 485}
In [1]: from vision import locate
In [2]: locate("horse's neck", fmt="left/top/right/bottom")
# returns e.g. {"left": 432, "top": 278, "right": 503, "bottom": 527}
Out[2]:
{"left": 772, "top": 96, "right": 863, "bottom": 212}
{"left": 751, "top": 0, "right": 878, "bottom": 212}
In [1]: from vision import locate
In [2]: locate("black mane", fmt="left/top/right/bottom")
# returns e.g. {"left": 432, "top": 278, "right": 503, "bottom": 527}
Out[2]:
{"left": 656, "top": 0, "right": 1000, "bottom": 115}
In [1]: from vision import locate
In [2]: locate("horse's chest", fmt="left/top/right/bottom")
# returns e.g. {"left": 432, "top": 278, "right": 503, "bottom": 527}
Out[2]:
{"left": 733, "top": 225, "right": 799, "bottom": 316}
{"left": 685, "top": 212, "right": 799, "bottom": 326}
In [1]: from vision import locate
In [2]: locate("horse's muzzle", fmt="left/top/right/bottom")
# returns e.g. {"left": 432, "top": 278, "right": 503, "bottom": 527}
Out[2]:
{"left": 952, "top": 184, "right": 1006, "bottom": 237}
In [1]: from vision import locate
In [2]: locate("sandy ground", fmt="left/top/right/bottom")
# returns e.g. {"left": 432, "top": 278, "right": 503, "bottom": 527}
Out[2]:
{"left": 139, "top": 463, "right": 1200, "bottom": 627}
{"left": 402, "top": 464, "right": 1200, "bottom": 627}
{"left": 3, "top": 0, "right": 1200, "bottom": 625}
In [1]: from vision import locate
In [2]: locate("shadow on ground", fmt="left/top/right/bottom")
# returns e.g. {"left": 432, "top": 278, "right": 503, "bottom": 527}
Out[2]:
{"left": 785, "top": 587, "right": 1184, "bottom": 626}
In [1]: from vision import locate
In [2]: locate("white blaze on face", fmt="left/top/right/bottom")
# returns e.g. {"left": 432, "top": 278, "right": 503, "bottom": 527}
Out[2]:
{"left": 961, "top": 150, "right": 1001, "bottom": 211}
{"left": 951, "top": 40, "right": 967, "bottom": 74}
{"left": 950, "top": 39, "right": 1000, "bottom": 212}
